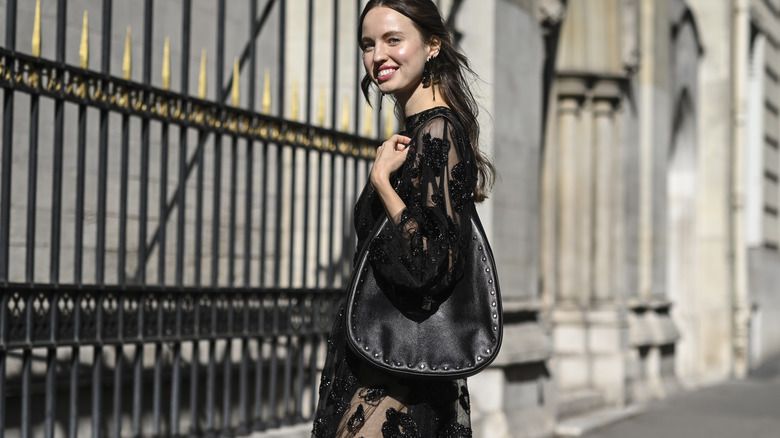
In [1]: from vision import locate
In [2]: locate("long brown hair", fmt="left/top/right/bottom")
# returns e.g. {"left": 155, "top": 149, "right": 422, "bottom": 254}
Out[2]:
{"left": 358, "top": 0, "right": 495, "bottom": 201}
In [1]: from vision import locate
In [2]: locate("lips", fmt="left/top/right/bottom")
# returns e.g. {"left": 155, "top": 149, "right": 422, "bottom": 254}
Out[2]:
{"left": 376, "top": 66, "right": 398, "bottom": 81}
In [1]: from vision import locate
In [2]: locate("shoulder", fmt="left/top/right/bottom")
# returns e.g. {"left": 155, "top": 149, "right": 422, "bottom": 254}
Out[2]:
{"left": 412, "top": 109, "right": 470, "bottom": 160}
{"left": 415, "top": 108, "right": 463, "bottom": 137}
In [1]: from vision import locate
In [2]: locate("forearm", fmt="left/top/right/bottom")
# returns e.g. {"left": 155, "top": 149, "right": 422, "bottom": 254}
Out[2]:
{"left": 372, "top": 177, "right": 407, "bottom": 223}
{"left": 369, "top": 133, "right": 411, "bottom": 222}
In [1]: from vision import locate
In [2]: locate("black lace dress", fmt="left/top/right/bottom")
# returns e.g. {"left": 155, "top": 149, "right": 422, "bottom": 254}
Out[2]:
{"left": 311, "top": 107, "right": 478, "bottom": 438}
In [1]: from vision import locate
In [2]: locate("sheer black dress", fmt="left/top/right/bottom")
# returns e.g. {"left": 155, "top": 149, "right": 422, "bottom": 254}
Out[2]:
{"left": 311, "top": 107, "right": 477, "bottom": 438}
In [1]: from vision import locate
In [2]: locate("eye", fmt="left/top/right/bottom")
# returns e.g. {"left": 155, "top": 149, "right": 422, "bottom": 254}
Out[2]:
{"left": 388, "top": 37, "right": 401, "bottom": 44}
{"left": 361, "top": 41, "right": 374, "bottom": 52}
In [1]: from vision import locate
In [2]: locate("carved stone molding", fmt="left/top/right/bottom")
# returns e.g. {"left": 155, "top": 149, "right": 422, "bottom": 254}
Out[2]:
{"left": 621, "top": 0, "right": 641, "bottom": 74}
{"left": 556, "top": 73, "right": 627, "bottom": 103}
{"left": 537, "top": 0, "right": 567, "bottom": 32}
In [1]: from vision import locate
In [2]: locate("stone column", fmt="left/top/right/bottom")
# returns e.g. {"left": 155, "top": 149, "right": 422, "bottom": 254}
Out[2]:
{"left": 577, "top": 94, "right": 595, "bottom": 304}
{"left": 551, "top": 76, "right": 633, "bottom": 408}
{"left": 556, "top": 92, "right": 582, "bottom": 303}
{"left": 593, "top": 96, "right": 616, "bottom": 303}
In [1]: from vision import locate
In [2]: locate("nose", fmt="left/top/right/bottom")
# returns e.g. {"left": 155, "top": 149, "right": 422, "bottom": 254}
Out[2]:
{"left": 372, "top": 43, "right": 386, "bottom": 64}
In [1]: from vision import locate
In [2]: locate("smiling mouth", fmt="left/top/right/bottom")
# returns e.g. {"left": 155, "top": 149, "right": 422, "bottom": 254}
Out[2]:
{"left": 376, "top": 68, "right": 397, "bottom": 81}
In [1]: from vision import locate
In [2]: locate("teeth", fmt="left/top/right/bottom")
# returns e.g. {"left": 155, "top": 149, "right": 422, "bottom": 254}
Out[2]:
{"left": 378, "top": 68, "right": 395, "bottom": 78}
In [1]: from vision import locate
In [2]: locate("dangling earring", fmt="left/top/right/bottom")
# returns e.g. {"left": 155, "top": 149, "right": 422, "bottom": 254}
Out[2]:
{"left": 422, "top": 58, "right": 433, "bottom": 87}
{"left": 422, "top": 57, "right": 436, "bottom": 101}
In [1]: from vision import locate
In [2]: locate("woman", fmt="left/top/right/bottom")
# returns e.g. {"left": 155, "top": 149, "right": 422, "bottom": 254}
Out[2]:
{"left": 312, "top": 1, "right": 494, "bottom": 437}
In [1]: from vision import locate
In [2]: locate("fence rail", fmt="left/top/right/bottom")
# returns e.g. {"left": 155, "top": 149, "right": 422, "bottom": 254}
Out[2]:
{"left": 1, "top": 286, "right": 341, "bottom": 436}
{"left": 0, "top": 0, "right": 386, "bottom": 436}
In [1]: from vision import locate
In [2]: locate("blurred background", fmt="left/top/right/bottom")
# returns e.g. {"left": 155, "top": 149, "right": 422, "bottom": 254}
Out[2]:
{"left": 0, "top": 0, "right": 779, "bottom": 437}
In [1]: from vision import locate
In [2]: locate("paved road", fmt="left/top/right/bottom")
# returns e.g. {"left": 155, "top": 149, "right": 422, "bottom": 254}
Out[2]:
{"left": 583, "top": 370, "right": 780, "bottom": 438}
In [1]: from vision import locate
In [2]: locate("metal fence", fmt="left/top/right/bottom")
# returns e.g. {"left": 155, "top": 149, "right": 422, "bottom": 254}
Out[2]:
{"left": 0, "top": 0, "right": 388, "bottom": 436}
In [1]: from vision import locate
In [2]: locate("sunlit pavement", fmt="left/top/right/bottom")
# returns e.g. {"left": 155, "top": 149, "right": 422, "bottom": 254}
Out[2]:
{"left": 582, "top": 364, "right": 780, "bottom": 438}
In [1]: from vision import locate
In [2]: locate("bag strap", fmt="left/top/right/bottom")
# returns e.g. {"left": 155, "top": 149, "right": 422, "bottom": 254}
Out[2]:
{"left": 355, "top": 215, "right": 389, "bottom": 268}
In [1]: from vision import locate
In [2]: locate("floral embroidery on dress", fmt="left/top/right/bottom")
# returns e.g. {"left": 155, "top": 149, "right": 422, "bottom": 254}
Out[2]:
{"left": 382, "top": 408, "right": 422, "bottom": 438}
{"left": 442, "top": 422, "right": 473, "bottom": 438}
{"left": 459, "top": 384, "right": 471, "bottom": 415}
{"left": 449, "top": 161, "right": 474, "bottom": 212}
{"left": 359, "top": 386, "right": 387, "bottom": 405}
{"left": 420, "top": 133, "right": 450, "bottom": 170}
{"left": 347, "top": 405, "right": 366, "bottom": 433}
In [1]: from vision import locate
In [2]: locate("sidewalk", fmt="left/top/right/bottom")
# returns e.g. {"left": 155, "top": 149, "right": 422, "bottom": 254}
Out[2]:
{"left": 582, "top": 370, "right": 780, "bottom": 438}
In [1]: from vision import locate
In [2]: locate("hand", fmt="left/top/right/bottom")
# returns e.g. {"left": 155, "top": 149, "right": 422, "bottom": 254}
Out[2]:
{"left": 370, "top": 134, "right": 412, "bottom": 190}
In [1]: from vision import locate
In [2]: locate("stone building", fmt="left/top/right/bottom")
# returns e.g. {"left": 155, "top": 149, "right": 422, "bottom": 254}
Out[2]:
{"left": 442, "top": 0, "right": 780, "bottom": 436}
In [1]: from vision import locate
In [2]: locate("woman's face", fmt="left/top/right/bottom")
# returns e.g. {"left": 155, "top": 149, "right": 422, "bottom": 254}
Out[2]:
{"left": 361, "top": 6, "right": 434, "bottom": 101}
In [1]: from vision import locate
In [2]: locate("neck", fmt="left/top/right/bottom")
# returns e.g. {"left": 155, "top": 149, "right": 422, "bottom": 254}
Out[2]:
{"left": 397, "top": 83, "right": 446, "bottom": 117}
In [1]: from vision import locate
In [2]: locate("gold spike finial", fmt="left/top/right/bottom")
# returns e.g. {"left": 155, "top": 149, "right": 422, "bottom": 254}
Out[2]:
{"left": 79, "top": 11, "right": 89, "bottom": 69}
{"left": 291, "top": 79, "right": 299, "bottom": 121}
{"left": 364, "top": 104, "right": 373, "bottom": 137}
{"left": 122, "top": 27, "right": 132, "bottom": 80}
{"left": 232, "top": 58, "right": 240, "bottom": 107}
{"left": 385, "top": 102, "right": 394, "bottom": 139}
{"left": 317, "top": 87, "right": 326, "bottom": 126}
{"left": 162, "top": 37, "right": 171, "bottom": 90}
{"left": 262, "top": 69, "right": 271, "bottom": 114}
{"left": 341, "top": 96, "right": 350, "bottom": 132}
{"left": 198, "top": 49, "right": 207, "bottom": 99}
{"left": 32, "top": 0, "right": 41, "bottom": 57}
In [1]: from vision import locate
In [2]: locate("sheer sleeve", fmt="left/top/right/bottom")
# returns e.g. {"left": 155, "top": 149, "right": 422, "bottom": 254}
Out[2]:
{"left": 368, "top": 116, "right": 475, "bottom": 296}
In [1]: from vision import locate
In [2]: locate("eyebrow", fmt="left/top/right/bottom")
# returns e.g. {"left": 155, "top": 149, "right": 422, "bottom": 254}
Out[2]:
{"left": 362, "top": 30, "right": 404, "bottom": 43}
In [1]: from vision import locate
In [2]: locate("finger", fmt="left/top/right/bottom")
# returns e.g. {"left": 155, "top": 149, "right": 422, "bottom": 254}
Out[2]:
{"left": 388, "top": 134, "right": 411, "bottom": 145}
{"left": 386, "top": 133, "right": 410, "bottom": 141}
{"left": 388, "top": 136, "right": 410, "bottom": 151}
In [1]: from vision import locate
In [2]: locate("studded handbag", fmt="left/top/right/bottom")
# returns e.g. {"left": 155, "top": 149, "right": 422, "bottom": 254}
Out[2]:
{"left": 345, "top": 203, "right": 503, "bottom": 380}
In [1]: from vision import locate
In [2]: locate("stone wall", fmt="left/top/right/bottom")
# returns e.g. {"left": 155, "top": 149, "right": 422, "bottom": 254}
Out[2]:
{"left": 459, "top": 0, "right": 556, "bottom": 436}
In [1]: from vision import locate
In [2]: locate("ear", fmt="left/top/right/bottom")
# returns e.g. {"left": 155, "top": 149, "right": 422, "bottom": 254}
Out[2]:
{"left": 427, "top": 36, "right": 442, "bottom": 58}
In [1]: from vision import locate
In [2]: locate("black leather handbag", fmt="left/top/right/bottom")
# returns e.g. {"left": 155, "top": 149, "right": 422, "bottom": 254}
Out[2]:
{"left": 345, "top": 203, "right": 503, "bottom": 380}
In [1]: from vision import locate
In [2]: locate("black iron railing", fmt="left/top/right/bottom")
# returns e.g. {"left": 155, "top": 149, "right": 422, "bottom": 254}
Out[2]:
{"left": 0, "top": 0, "right": 388, "bottom": 436}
